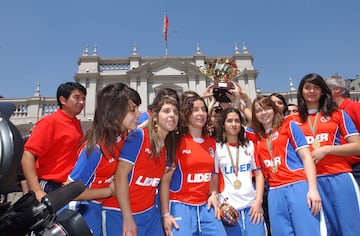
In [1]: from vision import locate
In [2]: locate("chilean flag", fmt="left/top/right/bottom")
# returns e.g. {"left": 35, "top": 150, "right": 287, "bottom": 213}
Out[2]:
{"left": 163, "top": 12, "right": 169, "bottom": 42}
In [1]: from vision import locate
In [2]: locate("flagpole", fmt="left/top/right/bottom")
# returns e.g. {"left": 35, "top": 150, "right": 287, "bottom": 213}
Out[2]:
{"left": 163, "top": 11, "right": 169, "bottom": 56}
{"left": 165, "top": 41, "right": 168, "bottom": 56}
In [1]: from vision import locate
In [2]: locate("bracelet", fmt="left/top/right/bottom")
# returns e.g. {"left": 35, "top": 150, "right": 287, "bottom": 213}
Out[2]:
{"left": 162, "top": 213, "right": 171, "bottom": 218}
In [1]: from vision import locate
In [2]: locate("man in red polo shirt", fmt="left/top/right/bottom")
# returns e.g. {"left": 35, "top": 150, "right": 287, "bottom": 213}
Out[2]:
{"left": 326, "top": 74, "right": 360, "bottom": 186}
{"left": 21, "top": 82, "right": 86, "bottom": 201}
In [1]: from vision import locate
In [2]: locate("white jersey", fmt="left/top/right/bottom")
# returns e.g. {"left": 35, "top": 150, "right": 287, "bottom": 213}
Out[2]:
{"left": 215, "top": 141, "right": 259, "bottom": 210}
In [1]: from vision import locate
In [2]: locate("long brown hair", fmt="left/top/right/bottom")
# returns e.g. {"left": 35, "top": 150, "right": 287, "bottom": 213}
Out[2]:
{"left": 216, "top": 107, "right": 249, "bottom": 147}
{"left": 148, "top": 95, "right": 180, "bottom": 164}
{"left": 251, "top": 96, "right": 284, "bottom": 138}
{"left": 83, "top": 83, "right": 141, "bottom": 156}
{"left": 179, "top": 94, "right": 209, "bottom": 136}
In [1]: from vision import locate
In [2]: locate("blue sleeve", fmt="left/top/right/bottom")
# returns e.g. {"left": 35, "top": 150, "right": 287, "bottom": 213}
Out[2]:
{"left": 289, "top": 121, "right": 309, "bottom": 150}
{"left": 120, "top": 128, "right": 144, "bottom": 163}
{"left": 137, "top": 111, "right": 149, "bottom": 125}
{"left": 69, "top": 146, "right": 102, "bottom": 186}
{"left": 342, "top": 110, "right": 359, "bottom": 135}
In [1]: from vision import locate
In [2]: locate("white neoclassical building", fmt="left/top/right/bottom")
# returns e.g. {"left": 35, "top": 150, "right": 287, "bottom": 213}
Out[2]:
{"left": 74, "top": 43, "right": 259, "bottom": 118}
{"left": 2, "top": 43, "right": 360, "bottom": 134}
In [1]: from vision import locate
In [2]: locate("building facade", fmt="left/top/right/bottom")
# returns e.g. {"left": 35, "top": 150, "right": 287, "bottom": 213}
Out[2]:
{"left": 2, "top": 43, "right": 360, "bottom": 134}
{"left": 74, "top": 43, "right": 258, "bottom": 118}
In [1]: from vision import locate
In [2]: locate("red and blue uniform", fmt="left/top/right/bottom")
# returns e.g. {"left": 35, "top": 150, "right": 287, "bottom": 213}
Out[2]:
{"left": 291, "top": 110, "right": 360, "bottom": 236}
{"left": 68, "top": 135, "right": 124, "bottom": 236}
{"left": 103, "top": 128, "right": 167, "bottom": 236}
{"left": 169, "top": 134, "right": 226, "bottom": 236}
{"left": 246, "top": 120, "right": 324, "bottom": 236}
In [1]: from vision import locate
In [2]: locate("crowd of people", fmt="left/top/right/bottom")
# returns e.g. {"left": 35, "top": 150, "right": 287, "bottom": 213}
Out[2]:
{"left": 16, "top": 72, "right": 360, "bottom": 236}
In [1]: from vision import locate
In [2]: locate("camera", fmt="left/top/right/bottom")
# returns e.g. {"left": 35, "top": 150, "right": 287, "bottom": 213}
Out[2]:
{"left": 0, "top": 181, "right": 91, "bottom": 236}
{"left": 0, "top": 102, "right": 91, "bottom": 236}
{"left": 212, "top": 82, "right": 235, "bottom": 103}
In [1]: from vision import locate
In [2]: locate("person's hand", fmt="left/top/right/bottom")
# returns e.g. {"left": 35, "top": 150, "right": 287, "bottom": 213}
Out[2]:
{"left": 307, "top": 188, "right": 322, "bottom": 216}
{"left": 109, "top": 182, "right": 115, "bottom": 196}
{"left": 311, "top": 145, "right": 330, "bottom": 164}
{"left": 34, "top": 189, "right": 46, "bottom": 202}
{"left": 202, "top": 84, "right": 215, "bottom": 99}
{"left": 163, "top": 214, "right": 179, "bottom": 236}
{"left": 249, "top": 200, "right": 263, "bottom": 224}
{"left": 207, "top": 192, "right": 221, "bottom": 219}
{"left": 229, "top": 82, "right": 241, "bottom": 98}
{"left": 206, "top": 123, "right": 215, "bottom": 137}
{"left": 122, "top": 215, "right": 137, "bottom": 236}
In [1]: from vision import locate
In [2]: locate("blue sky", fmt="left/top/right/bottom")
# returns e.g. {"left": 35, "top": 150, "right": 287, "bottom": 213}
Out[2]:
{"left": 1, "top": 0, "right": 359, "bottom": 98}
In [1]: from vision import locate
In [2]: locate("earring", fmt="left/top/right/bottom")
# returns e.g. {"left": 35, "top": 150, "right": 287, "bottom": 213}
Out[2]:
{"left": 154, "top": 122, "right": 158, "bottom": 133}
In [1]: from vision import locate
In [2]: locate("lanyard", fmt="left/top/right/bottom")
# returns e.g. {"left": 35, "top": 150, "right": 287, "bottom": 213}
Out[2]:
{"left": 307, "top": 112, "right": 319, "bottom": 136}
{"left": 266, "top": 131, "right": 278, "bottom": 173}
{"left": 265, "top": 134, "right": 273, "bottom": 158}
{"left": 226, "top": 143, "right": 239, "bottom": 177}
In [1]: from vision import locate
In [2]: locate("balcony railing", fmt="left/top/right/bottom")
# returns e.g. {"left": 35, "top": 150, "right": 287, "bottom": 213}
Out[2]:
{"left": 0, "top": 97, "right": 57, "bottom": 126}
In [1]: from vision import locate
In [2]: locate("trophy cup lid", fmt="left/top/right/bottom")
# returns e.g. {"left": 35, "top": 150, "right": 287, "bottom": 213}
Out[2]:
{"left": 200, "top": 58, "right": 240, "bottom": 82}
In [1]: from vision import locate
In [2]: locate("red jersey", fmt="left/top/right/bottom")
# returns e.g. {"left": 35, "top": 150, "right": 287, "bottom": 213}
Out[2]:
{"left": 169, "top": 135, "right": 216, "bottom": 204}
{"left": 339, "top": 98, "right": 360, "bottom": 132}
{"left": 246, "top": 120, "right": 309, "bottom": 188}
{"left": 24, "top": 109, "right": 83, "bottom": 182}
{"left": 339, "top": 98, "right": 360, "bottom": 165}
{"left": 291, "top": 109, "right": 359, "bottom": 175}
{"left": 69, "top": 135, "right": 125, "bottom": 204}
{"left": 119, "top": 128, "right": 167, "bottom": 213}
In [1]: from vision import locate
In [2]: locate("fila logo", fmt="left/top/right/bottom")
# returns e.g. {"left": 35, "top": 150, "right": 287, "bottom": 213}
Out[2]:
{"left": 108, "top": 158, "right": 115, "bottom": 163}
{"left": 144, "top": 148, "right": 152, "bottom": 155}
{"left": 135, "top": 176, "right": 161, "bottom": 187}
{"left": 182, "top": 149, "right": 192, "bottom": 154}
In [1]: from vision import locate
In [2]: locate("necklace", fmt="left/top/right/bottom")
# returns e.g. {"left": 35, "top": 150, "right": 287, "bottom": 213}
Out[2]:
{"left": 308, "top": 112, "right": 320, "bottom": 149}
{"left": 226, "top": 142, "right": 241, "bottom": 189}
{"left": 265, "top": 132, "right": 278, "bottom": 173}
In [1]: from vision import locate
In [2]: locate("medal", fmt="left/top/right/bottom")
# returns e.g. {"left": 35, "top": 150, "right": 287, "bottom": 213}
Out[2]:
{"left": 266, "top": 133, "right": 279, "bottom": 174}
{"left": 233, "top": 179, "right": 241, "bottom": 189}
{"left": 308, "top": 113, "right": 320, "bottom": 149}
{"left": 226, "top": 143, "right": 241, "bottom": 189}
{"left": 312, "top": 140, "right": 320, "bottom": 149}
{"left": 272, "top": 165, "right": 278, "bottom": 173}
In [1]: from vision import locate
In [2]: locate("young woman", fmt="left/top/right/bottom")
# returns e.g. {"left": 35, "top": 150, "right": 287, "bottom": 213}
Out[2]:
{"left": 293, "top": 73, "right": 360, "bottom": 236}
{"left": 112, "top": 95, "right": 179, "bottom": 236}
{"left": 160, "top": 94, "right": 227, "bottom": 236}
{"left": 215, "top": 107, "right": 265, "bottom": 236}
{"left": 270, "top": 93, "right": 288, "bottom": 116}
{"left": 66, "top": 83, "right": 141, "bottom": 236}
{"left": 248, "top": 96, "right": 323, "bottom": 236}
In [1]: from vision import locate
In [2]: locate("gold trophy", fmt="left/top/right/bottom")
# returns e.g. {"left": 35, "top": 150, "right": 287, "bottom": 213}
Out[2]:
{"left": 200, "top": 58, "right": 240, "bottom": 102}
{"left": 219, "top": 198, "right": 239, "bottom": 226}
